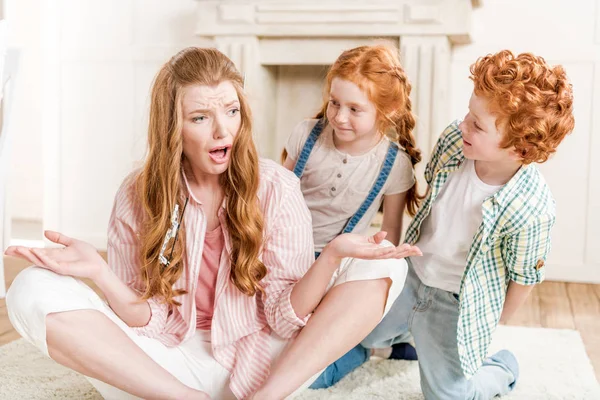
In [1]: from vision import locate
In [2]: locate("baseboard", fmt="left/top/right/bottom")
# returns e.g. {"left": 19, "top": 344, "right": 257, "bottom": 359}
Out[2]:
{"left": 23, "top": 232, "right": 108, "bottom": 252}
{"left": 11, "top": 218, "right": 43, "bottom": 241}
{"left": 545, "top": 264, "right": 600, "bottom": 284}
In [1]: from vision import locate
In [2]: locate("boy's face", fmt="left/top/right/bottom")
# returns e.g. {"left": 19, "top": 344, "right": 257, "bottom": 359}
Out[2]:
{"left": 458, "top": 93, "right": 519, "bottom": 164}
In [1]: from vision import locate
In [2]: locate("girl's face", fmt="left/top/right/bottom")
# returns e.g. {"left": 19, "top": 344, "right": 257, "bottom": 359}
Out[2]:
{"left": 180, "top": 81, "right": 242, "bottom": 177}
{"left": 326, "top": 77, "right": 378, "bottom": 144}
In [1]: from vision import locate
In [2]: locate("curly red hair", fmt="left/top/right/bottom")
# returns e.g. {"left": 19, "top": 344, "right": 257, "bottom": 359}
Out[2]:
{"left": 470, "top": 50, "right": 575, "bottom": 164}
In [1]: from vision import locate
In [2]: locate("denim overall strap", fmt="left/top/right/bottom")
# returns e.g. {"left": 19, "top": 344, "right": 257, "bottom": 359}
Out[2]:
{"left": 293, "top": 118, "right": 326, "bottom": 178}
{"left": 314, "top": 142, "right": 399, "bottom": 260}
{"left": 341, "top": 141, "right": 399, "bottom": 234}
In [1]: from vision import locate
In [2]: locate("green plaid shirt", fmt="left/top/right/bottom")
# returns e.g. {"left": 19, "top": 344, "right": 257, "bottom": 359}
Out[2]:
{"left": 406, "top": 120, "right": 555, "bottom": 377}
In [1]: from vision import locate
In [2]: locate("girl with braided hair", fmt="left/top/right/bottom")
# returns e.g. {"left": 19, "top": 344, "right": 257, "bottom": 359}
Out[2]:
{"left": 272, "top": 44, "right": 424, "bottom": 392}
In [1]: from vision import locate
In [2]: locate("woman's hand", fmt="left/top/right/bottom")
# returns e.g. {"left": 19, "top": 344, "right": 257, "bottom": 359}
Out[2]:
{"left": 323, "top": 231, "right": 422, "bottom": 262}
{"left": 5, "top": 230, "right": 108, "bottom": 281}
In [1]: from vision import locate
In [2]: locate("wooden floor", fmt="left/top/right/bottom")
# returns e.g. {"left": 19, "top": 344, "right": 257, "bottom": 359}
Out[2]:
{"left": 1, "top": 256, "right": 599, "bottom": 383}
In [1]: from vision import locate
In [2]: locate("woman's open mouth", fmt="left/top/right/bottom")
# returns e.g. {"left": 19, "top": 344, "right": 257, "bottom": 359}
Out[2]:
{"left": 208, "top": 145, "right": 232, "bottom": 164}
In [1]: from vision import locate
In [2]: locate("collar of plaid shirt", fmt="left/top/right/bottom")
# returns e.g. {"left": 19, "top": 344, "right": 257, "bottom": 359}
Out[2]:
{"left": 405, "top": 120, "right": 555, "bottom": 378}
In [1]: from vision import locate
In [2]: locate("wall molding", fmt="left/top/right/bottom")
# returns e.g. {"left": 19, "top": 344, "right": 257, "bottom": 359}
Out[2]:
{"left": 195, "top": 0, "right": 475, "bottom": 44}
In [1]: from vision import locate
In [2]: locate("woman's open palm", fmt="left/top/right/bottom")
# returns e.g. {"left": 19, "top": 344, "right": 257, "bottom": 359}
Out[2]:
{"left": 4, "top": 230, "right": 107, "bottom": 280}
{"left": 327, "top": 231, "right": 422, "bottom": 260}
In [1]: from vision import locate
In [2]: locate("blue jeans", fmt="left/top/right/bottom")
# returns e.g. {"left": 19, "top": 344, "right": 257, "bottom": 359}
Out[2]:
{"left": 309, "top": 344, "right": 369, "bottom": 389}
{"left": 361, "top": 263, "right": 517, "bottom": 399}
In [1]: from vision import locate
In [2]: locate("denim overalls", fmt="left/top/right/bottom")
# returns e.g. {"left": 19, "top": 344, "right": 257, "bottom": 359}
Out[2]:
{"left": 293, "top": 118, "right": 399, "bottom": 258}
{"left": 293, "top": 118, "right": 399, "bottom": 388}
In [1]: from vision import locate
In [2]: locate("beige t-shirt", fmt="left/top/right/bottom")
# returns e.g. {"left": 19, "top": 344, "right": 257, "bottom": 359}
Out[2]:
{"left": 285, "top": 119, "right": 416, "bottom": 252}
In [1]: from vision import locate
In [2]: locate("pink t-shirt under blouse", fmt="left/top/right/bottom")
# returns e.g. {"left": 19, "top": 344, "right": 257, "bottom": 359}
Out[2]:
{"left": 195, "top": 224, "right": 224, "bottom": 330}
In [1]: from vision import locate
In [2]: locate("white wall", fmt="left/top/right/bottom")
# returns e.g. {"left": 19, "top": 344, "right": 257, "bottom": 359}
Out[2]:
{"left": 6, "top": 0, "right": 600, "bottom": 282}
{"left": 40, "top": 0, "right": 214, "bottom": 246}
{"left": 6, "top": 0, "right": 43, "bottom": 221}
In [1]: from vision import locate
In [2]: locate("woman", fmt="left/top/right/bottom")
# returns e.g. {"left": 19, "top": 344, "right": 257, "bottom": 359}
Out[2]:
{"left": 5, "top": 47, "right": 420, "bottom": 399}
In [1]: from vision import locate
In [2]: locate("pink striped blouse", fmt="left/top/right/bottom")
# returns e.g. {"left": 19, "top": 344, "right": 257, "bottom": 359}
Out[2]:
{"left": 107, "top": 159, "right": 315, "bottom": 399}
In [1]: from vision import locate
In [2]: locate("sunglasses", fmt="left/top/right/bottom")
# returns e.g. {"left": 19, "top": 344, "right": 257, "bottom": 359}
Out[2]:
{"left": 158, "top": 197, "right": 189, "bottom": 268}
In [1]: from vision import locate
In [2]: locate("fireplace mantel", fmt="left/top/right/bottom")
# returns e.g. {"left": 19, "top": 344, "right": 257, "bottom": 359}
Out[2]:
{"left": 193, "top": 0, "right": 481, "bottom": 183}
{"left": 195, "top": 1, "right": 478, "bottom": 44}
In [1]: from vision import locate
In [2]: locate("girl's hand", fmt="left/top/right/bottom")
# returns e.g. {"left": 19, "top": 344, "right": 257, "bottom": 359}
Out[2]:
{"left": 323, "top": 231, "right": 422, "bottom": 262}
{"left": 4, "top": 230, "right": 108, "bottom": 281}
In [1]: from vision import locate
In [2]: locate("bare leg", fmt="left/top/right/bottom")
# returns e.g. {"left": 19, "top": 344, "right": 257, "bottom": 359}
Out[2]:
{"left": 253, "top": 278, "right": 391, "bottom": 399}
{"left": 46, "top": 310, "right": 207, "bottom": 400}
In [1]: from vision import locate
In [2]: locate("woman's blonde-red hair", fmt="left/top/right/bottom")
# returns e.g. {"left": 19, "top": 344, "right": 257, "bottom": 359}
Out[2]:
{"left": 137, "top": 47, "right": 265, "bottom": 306}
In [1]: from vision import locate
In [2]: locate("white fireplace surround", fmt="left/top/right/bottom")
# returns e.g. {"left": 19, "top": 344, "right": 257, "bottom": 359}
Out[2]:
{"left": 194, "top": 0, "right": 481, "bottom": 181}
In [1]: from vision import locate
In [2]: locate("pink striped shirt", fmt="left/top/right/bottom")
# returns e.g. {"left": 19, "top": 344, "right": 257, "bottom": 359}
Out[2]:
{"left": 107, "top": 159, "right": 315, "bottom": 399}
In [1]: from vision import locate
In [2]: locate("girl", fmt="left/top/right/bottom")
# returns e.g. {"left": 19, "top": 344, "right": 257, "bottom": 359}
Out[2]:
{"left": 5, "top": 47, "right": 420, "bottom": 400}
{"left": 275, "top": 45, "right": 423, "bottom": 390}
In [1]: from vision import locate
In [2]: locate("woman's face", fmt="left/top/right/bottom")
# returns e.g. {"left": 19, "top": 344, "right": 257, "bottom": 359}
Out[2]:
{"left": 180, "top": 80, "right": 242, "bottom": 177}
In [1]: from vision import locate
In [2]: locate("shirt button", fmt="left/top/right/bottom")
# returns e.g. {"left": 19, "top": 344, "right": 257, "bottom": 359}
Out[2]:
{"left": 331, "top": 187, "right": 336, "bottom": 192}
{"left": 343, "top": 159, "right": 347, "bottom": 164}
{"left": 337, "top": 173, "right": 342, "bottom": 178}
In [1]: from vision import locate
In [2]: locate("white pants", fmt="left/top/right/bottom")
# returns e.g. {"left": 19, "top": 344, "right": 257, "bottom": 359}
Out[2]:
{"left": 6, "top": 251, "right": 407, "bottom": 399}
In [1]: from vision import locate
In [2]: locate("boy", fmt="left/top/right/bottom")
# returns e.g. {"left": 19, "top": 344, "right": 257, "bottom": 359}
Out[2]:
{"left": 361, "top": 50, "right": 575, "bottom": 399}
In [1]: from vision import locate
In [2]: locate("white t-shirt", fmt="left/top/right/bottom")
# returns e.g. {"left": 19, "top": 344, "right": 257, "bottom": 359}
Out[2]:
{"left": 411, "top": 159, "right": 502, "bottom": 293}
{"left": 285, "top": 119, "right": 416, "bottom": 252}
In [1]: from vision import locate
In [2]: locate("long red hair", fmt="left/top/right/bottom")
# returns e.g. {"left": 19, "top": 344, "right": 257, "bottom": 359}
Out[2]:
{"left": 137, "top": 47, "right": 265, "bottom": 306}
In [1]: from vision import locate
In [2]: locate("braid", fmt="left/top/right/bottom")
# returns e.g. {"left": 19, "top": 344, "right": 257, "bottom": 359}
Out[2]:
{"left": 388, "top": 68, "right": 423, "bottom": 217}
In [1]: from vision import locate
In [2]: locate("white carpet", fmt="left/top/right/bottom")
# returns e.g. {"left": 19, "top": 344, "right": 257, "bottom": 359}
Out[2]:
{"left": 295, "top": 326, "right": 600, "bottom": 400}
{"left": 0, "top": 326, "right": 598, "bottom": 399}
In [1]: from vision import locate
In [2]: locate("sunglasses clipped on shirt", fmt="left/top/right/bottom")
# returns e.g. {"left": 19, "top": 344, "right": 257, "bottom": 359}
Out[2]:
{"left": 158, "top": 197, "right": 189, "bottom": 268}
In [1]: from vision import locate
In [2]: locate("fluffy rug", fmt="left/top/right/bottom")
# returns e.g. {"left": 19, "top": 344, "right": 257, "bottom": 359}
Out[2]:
{"left": 0, "top": 326, "right": 598, "bottom": 399}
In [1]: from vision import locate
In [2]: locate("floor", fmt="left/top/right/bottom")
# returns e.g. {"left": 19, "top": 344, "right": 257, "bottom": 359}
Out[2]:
{"left": 1, "top": 255, "right": 599, "bottom": 383}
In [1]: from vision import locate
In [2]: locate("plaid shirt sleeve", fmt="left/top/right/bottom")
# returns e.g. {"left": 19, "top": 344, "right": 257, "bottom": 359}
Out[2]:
{"left": 425, "top": 121, "right": 459, "bottom": 185}
{"left": 502, "top": 212, "right": 555, "bottom": 285}
{"left": 424, "top": 142, "right": 440, "bottom": 186}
